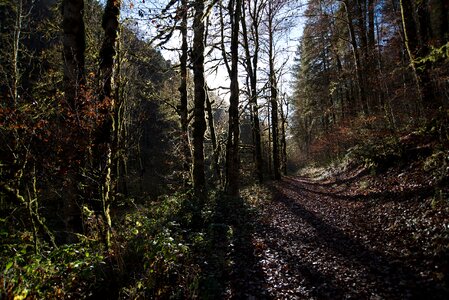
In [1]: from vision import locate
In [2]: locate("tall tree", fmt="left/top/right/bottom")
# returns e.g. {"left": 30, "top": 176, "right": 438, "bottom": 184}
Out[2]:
{"left": 241, "top": 0, "right": 265, "bottom": 183}
{"left": 10, "top": 0, "right": 23, "bottom": 107}
{"left": 98, "top": 0, "right": 122, "bottom": 247}
{"left": 267, "top": 0, "right": 281, "bottom": 180}
{"left": 62, "top": 0, "right": 86, "bottom": 241}
{"left": 191, "top": 0, "right": 207, "bottom": 197}
{"left": 343, "top": 0, "right": 368, "bottom": 115}
{"left": 280, "top": 93, "right": 288, "bottom": 175}
{"left": 225, "top": 0, "right": 243, "bottom": 196}
{"left": 399, "top": 0, "right": 447, "bottom": 111}
{"left": 179, "top": 0, "right": 192, "bottom": 180}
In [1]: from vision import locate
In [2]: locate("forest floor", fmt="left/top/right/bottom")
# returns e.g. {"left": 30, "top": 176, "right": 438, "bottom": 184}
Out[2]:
{"left": 224, "top": 165, "right": 449, "bottom": 299}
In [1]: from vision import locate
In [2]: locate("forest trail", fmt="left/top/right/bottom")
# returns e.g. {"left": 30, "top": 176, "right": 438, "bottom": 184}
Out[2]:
{"left": 232, "top": 173, "right": 449, "bottom": 299}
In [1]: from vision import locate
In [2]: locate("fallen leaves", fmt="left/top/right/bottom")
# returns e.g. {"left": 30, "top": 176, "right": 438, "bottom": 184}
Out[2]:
{"left": 239, "top": 166, "right": 449, "bottom": 299}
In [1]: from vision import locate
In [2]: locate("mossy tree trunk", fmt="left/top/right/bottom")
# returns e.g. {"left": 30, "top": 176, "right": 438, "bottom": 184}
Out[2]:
{"left": 98, "top": 0, "right": 122, "bottom": 248}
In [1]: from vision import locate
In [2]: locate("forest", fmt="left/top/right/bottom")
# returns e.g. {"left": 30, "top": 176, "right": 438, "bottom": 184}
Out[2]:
{"left": 0, "top": 0, "right": 448, "bottom": 298}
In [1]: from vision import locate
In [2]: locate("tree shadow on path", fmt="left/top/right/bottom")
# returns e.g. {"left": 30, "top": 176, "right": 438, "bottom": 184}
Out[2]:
{"left": 264, "top": 178, "right": 449, "bottom": 299}
{"left": 198, "top": 194, "right": 270, "bottom": 299}
{"left": 289, "top": 176, "right": 434, "bottom": 203}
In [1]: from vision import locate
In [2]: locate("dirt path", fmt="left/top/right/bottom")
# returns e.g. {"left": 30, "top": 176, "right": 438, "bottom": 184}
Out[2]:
{"left": 239, "top": 175, "right": 449, "bottom": 299}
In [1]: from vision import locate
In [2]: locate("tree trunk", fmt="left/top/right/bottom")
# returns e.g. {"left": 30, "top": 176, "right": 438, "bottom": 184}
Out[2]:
{"left": 192, "top": 0, "right": 207, "bottom": 197}
{"left": 429, "top": 0, "right": 448, "bottom": 48}
{"left": 225, "top": 0, "right": 242, "bottom": 196}
{"left": 399, "top": 0, "right": 425, "bottom": 113}
{"left": 98, "top": 0, "right": 122, "bottom": 248}
{"left": 241, "top": 0, "right": 263, "bottom": 183}
{"left": 179, "top": 0, "right": 191, "bottom": 180}
{"left": 280, "top": 95, "right": 288, "bottom": 176}
{"left": 268, "top": 2, "right": 281, "bottom": 180}
{"left": 62, "top": 0, "right": 85, "bottom": 242}
{"left": 11, "top": 0, "right": 23, "bottom": 108}
{"left": 343, "top": 0, "right": 368, "bottom": 116}
{"left": 62, "top": 0, "right": 85, "bottom": 110}
{"left": 367, "top": 0, "right": 375, "bottom": 49}
{"left": 267, "top": 104, "right": 272, "bottom": 175}
{"left": 205, "top": 87, "right": 221, "bottom": 182}
{"left": 414, "top": 0, "right": 438, "bottom": 109}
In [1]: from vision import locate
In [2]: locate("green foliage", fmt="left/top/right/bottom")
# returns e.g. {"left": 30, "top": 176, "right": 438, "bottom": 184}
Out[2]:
{"left": 346, "top": 136, "right": 403, "bottom": 173}
{"left": 346, "top": 111, "right": 449, "bottom": 205}
{"left": 424, "top": 150, "right": 449, "bottom": 183}
{"left": 117, "top": 192, "right": 201, "bottom": 299}
{"left": 114, "top": 189, "right": 263, "bottom": 299}
{"left": 1, "top": 238, "right": 107, "bottom": 299}
{"left": 0, "top": 191, "right": 203, "bottom": 299}
{"left": 421, "top": 110, "right": 449, "bottom": 196}
{"left": 415, "top": 42, "right": 449, "bottom": 68}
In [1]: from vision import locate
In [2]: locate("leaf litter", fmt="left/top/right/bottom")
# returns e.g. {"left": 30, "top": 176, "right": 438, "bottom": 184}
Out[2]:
{"left": 235, "top": 166, "right": 449, "bottom": 299}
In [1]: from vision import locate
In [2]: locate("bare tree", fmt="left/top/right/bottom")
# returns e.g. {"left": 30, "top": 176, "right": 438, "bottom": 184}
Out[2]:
{"left": 241, "top": 0, "right": 265, "bottom": 183}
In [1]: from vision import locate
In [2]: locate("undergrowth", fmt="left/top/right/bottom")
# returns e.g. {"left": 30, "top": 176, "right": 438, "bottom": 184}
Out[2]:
{"left": 344, "top": 110, "right": 449, "bottom": 200}
{"left": 1, "top": 234, "right": 109, "bottom": 299}
{"left": 1, "top": 185, "right": 267, "bottom": 299}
